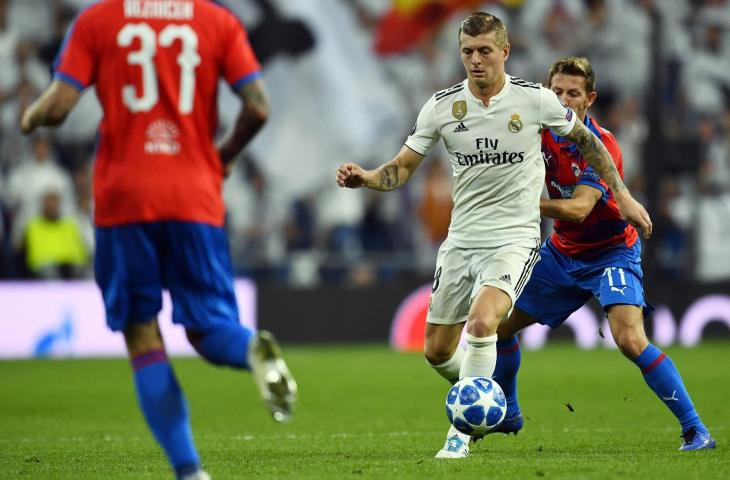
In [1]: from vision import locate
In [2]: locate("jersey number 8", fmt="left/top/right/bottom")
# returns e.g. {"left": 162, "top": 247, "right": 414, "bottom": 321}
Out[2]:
{"left": 117, "top": 23, "right": 201, "bottom": 114}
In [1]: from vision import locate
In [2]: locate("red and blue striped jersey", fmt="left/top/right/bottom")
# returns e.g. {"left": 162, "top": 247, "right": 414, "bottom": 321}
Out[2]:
{"left": 542, "top": 115, "right": 638, "bottom": 258}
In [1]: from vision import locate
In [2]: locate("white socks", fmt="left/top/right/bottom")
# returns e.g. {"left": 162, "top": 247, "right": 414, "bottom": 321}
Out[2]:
{"left": 459, "top": 333, "right": 498, "bottom": 379}
{"left": 430, "top": 347, "right": 465, "bottom": 384}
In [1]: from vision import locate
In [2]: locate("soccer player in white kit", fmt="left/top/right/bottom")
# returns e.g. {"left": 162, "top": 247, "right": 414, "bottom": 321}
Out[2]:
{"left": 335, "top": 12, "right": 652, "bottom": 458}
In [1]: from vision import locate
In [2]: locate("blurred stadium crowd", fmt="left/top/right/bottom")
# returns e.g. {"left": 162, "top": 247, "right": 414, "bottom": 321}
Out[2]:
{"left": 1, "top": 0, "right": 729, "bottom": 286}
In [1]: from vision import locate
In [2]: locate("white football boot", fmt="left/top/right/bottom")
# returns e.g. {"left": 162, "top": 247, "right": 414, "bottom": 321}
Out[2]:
{"left": 179, "top": 469, "right": 211, "bottom": 480}
{"left": 435, "top": 425, "right": 472, "bottom": 459}
{"left": 248, "top": 330, "right": 298, "bottom": 422}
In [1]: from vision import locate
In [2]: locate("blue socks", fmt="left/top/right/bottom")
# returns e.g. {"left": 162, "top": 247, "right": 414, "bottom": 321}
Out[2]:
{"left": 634, "top": 344, "right": 705, "bottom": 433}
{"left": 193, "top": 323, "right": 254, "bottom": 369}
{"left": 494, "top": 338, "right": 706, "bottom": 434}
{"left": 493, "top": 335, "right": 521, "bottom": 418}
{"left": 132, "top": 351, "right": 200, "bottom": 478}
{"left": 130, "top": 324, "right": 253, "bottom": 478}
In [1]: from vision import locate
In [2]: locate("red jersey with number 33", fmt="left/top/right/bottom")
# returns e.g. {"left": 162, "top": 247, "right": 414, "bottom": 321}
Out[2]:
{"left": 54, "top": 0, "right": 261, "bottom": 226}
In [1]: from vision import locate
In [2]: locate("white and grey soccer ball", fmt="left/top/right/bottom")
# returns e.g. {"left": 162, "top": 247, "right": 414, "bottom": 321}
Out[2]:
{"left": 445, "top": 377, "right": 507, "bottom": 436}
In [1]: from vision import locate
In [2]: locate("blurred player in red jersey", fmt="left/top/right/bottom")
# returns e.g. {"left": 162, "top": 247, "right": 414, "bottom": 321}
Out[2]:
{"left": 21, "top": 1, "right": 297, "bottom": 478}
{"left": 490, "top": 57, "right": 715, "bottom": 451}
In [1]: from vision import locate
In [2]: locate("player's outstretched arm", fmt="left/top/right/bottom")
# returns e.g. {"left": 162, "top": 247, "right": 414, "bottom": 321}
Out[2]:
{"left": 540, "top": 185, "right": 602, "bottom": 223}
{"left": 564, "top": 121, "right": 652, "bottom": 238}
{"left": 218, "top": 78, "right": 269, "bottom": 176}
{"left": 336, "top": 145, "right": 425, "bottom": 191}
{"left": 20, "top": 80, "right": 82, "bottom": 134}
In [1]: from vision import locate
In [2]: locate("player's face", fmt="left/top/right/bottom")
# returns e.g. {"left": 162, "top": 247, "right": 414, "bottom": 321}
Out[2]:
{"left": 549, "top": 73, "right": 597, "bottom": 121}
{"left": 459, "top": 31, "right": 509, "bottom": 89}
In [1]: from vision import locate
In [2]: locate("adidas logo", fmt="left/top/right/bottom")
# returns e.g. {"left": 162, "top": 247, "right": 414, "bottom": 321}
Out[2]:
{"left": 453, "top": 122, "right": 468, "bottom": 133}
{"left": 499, "top": 274, "right": 511, "bottom": 284}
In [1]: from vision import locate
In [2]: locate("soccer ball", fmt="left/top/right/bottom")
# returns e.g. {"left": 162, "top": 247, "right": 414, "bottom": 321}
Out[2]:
{"left": 445, "top": 377, "right": 507, "bottom": 436}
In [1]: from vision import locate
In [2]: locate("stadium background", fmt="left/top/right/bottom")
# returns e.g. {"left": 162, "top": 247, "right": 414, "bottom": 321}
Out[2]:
{"left": 2, "top": 2, "right": 729, "bottom": 479}
{"left": 1, "top": 0, "right": 730, "bottom": 354}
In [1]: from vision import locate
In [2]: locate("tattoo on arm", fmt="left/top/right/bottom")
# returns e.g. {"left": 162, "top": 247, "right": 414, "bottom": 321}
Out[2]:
{"left": 566, "top": 122, "right": 626, "bottom": 194}
{"left": 240, "top": 80, "right": 268, "bottom": 112}
{"left": 379, "top": 165, "right": 400, "bottom": 190}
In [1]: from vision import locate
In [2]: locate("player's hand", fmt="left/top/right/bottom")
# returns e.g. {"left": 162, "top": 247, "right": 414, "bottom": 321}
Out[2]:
{"left": 614, "top": 191, "right": 652, "bottom": 239}
{"left": 222, "top": 160, "right": 234, "bottom": 178}
{"left": 336, "top": 163, "right": 368, "bottom": 188}
{"left": 20, "top": 108, "right": 35, "bottom": 135}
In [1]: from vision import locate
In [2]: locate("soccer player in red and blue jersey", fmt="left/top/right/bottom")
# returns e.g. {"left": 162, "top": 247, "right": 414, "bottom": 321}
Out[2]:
{"left": 489, "top": 57, "right": 715, "bottom": 451}
{"left": 21, "top": 1, "right": 297, "bottom": 478}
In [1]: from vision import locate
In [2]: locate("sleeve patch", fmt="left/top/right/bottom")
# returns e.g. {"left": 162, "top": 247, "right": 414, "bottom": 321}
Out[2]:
{"left": 580, "top": 169, "right": 601, "bottom": 183}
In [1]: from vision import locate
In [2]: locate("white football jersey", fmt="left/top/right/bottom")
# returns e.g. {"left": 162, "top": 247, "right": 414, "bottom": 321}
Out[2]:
{"left": 406, "top": 75, "right": 576, "bottom": 248}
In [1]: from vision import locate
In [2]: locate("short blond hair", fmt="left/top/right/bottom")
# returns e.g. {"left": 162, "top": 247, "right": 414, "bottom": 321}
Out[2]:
{"left": 459, "top": 12, "right": 508, "bottom": 48}
{"left": 548, "top": 57, "right": 596, "bottom": 92}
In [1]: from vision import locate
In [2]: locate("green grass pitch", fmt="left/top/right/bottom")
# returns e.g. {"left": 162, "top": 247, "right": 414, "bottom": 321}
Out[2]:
{"left": 1, "top": 343, "right": 727, "bottom": 479}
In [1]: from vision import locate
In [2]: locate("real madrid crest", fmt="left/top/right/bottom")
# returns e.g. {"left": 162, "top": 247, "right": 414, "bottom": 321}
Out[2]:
{"left": 508, "top": 113, "right": 523, "bottom": 133}
{"left": 452, "top": 101, "right": 467, "bottom": 120}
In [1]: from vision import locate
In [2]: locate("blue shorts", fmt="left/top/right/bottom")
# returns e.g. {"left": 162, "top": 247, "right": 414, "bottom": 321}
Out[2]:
{"left": 94, "top": 221, "right": 240, "bottom": 332}
{"left": 515, "top": 239, "right": 653, "bottom": 329}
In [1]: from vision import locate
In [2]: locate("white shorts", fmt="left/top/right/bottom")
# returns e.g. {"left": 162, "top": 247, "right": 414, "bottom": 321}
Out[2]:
{"left": 426, "top": 238, "right": 540, "bottom": 325}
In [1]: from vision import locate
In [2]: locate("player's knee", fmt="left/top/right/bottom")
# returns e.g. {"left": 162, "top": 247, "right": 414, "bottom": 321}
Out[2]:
{"left": 185, "top": 328, "right": 203, "bottom": 349}
{"left": 614, "top": 329, "right": 648, "bottom": 359}
{"left": 466, "top": 311, "right": 499, "bottom": 337}
{"left": 424, "top": 346, "right": 455, "bottom": 366}
{"left": 123, "top": 320, "right": 164, "bottom": 356}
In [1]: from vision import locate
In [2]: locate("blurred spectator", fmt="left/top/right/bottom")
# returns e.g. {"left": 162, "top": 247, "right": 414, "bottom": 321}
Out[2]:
{"left": 682, "top": 20, "right": 730, "bottom": 117}
{"left": 606, "top": 98, "right": 649, "bottom": 193}
{"left": 53, "top": 88, "right": 102, "bottom": 170}
{"left": 224, "top": 159, "right": 287, "bottom": 281}
{"left": 3, "top": 134, "right": 74, "bottom": 247}
{"left": 0, "top": 0, "right": 727, "bottom": 285}
{"left": 653, "top": 178, "right": 689, "bottom": 281}
{"left": 315, "top": 183, "right": 365, "bottom": 283}
{"left": 0, "top": 0, "right": 20, "bottom": 102}
{"left": 285, "top": 195, "right": 316, "bottom": 252}
{"left": 699, "top": 112, "right": 730, "bottom": 193}
{"left": 315, "top": 183, "right": 365, "bottom": 256}
{"left": 0, "top": 171, "right": 6, "bottom": 277}
{"left": 361, "top": 189, "right": 397, "bottom": 252}
{"left": 417, "top": 158, "right": 453, "bottom": 247}
{"left": 7, "top": 0, "right": 54, "bottom": 44}
{"left": 38, "top": 4, "right": 76, "bottom": 66}
{"left": 518, "top": 0, "right": 587, "bottom": 82}
{"left": 695, "top": 192, "right": 730, "bottom": 281}
{"left": 71, "top": 161, "right": 94, "bottom": 253}
{"left": 21, "top": 189, "right": 89, "bottom": 279}
{"left": 610, "top": 0, "right": 653, "bottom": 99}
{"left": 0, "top": 80, "right": 37, "bottom": 171}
